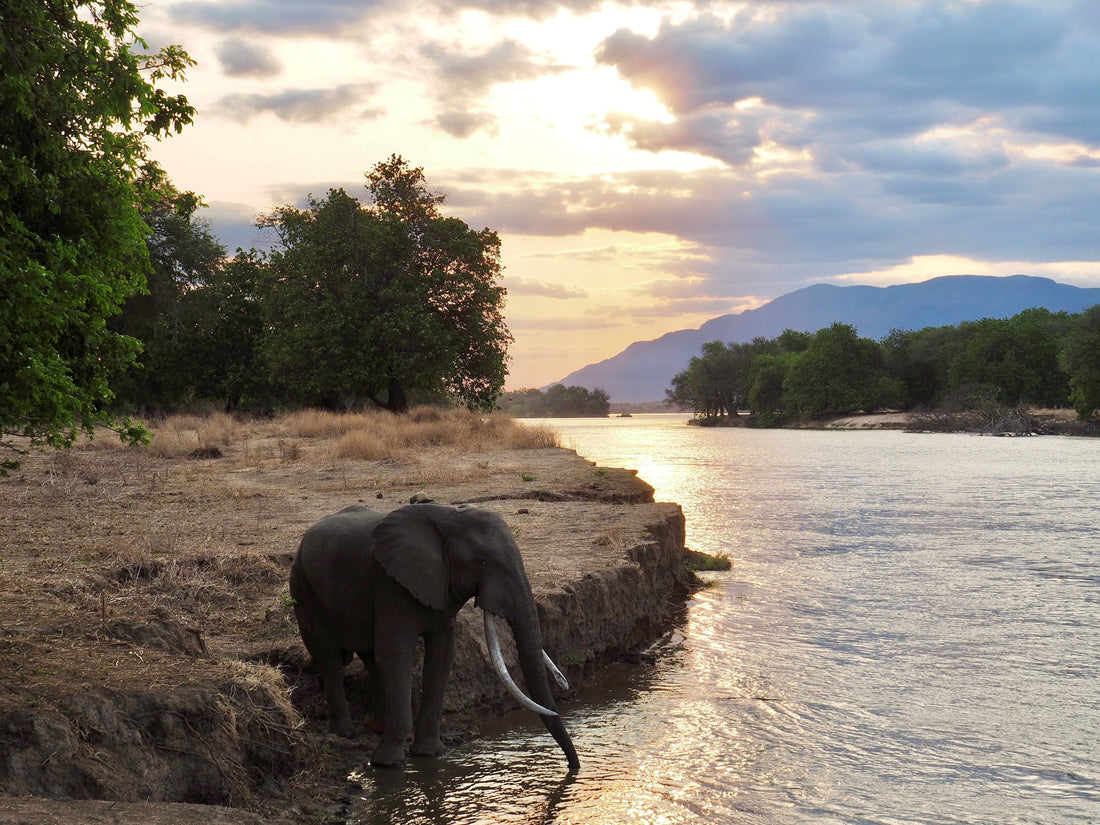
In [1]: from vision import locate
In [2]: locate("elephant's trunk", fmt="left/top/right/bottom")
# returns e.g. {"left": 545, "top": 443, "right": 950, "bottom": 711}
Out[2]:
{"left": 500, "top": 605, "right": 580, "bottom": 772}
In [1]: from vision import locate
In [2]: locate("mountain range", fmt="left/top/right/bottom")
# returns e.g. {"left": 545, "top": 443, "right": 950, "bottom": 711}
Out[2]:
{"left": 551, "top": 275, "right": 1100, "bottom": 403}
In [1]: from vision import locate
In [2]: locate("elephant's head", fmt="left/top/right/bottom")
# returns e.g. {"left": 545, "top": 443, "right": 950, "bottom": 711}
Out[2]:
{"left": 372, "top": 503, "right": 580, "bottom": 771}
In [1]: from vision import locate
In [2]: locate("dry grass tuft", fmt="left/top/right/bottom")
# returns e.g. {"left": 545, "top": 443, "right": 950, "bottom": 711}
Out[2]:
{"left": 147, "top": 412, "right": 243, "bottom": 458}
{"left": 276, "top": 409, "right": 368, "bottom": 439}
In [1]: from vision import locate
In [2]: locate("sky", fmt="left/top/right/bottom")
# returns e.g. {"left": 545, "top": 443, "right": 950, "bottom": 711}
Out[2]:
{"left": 140, "top": 0, "right": 1100, "bottom": 390}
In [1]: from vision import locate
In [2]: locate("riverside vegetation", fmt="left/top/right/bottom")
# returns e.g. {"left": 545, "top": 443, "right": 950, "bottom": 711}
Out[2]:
{"left": 0, "top": 407, "right": 700, "bottom": 822}
{"left": 667, "top": 307, "right": 1100, "bottom": 429}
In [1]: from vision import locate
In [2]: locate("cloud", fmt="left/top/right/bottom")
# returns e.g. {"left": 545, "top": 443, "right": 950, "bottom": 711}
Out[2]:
{"left": 594, "top": 2, "right": 1100, "bottom": 171}
{"left": 169, "top": 0, "right": 383, "bottom": 36}
{"left": 214, "top": 83, "right": 380, "bottom": 123}
{"left": 433, "top": 110, "right": 499, "bottom": 139}
{"left": 201, "top": 200, "right": 272, "bottom": 252}
{"left": 421, "top": 39, "right": 571, "bottom": 137}
{"left": 599, "top": 109, "right": 763, "bottom": 167}
{"left": 508, "top": 314, "right": 620, "bottom": 332}
{"left": 171, "top": 0, "right": 612, "bottom": 35}
{"left": 214, "top": 38, "right": 283, "bottom": 78}
{"left": 444, "top": 153, "right": 1100, "bottom": 298}
{"left": 438, "top": 0, "right": 607, "bottom": 19}
{"left": 508, "top": 278, "right": 589, "bottom": 299}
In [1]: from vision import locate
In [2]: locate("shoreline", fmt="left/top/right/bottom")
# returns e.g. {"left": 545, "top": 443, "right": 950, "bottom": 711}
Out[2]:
{"left": 0, "top": 426, "right": 698, "bottom": 823}
{"left": 685, "top": 407, "right": 1100, "bottom": 437}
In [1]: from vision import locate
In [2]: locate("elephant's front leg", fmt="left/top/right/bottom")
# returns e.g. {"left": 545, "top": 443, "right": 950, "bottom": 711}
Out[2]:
{"left": 411, "top": 618, "right": 456, "bottom": 758}
{"left": 371, "top": 624, "right": 418, "bottom": 769}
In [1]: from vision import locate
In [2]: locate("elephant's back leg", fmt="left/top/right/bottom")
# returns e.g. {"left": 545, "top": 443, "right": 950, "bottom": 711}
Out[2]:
{"left": 290, "top": 562, "right": 359, "bottom": 738}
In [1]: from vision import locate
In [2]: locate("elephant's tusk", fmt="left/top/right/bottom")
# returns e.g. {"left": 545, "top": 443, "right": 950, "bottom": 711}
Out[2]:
{"left": 484, "top": 612, "right": 559, "bottom": 717}
{"left": 542, "top": 650, "right": 570, "bottom": 691}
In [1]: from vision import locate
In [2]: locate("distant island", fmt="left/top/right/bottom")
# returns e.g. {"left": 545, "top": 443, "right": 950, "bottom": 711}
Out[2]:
{"left": 498, "top": 384, "right": 611, "bottom": 418}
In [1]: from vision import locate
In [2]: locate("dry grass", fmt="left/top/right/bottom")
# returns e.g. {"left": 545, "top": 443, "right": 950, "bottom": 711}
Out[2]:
{"left": 134, "top": 406, "right": 560, "bottom": 464}
{"left": 310, "top": 407, "right": 562, "bottom": 460}
{"left": 145, "top": 411, "right": 244, "bottom": 458}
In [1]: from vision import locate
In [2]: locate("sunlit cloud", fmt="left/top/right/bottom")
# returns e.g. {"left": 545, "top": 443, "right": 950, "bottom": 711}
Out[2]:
{"left": 508, "top": 278, "right": 590, "bottom": 299}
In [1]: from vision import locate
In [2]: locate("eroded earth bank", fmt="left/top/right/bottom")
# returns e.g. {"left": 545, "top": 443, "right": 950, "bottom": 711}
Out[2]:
{"left": 0, "top": 416, "right": 697, "bottom": 823}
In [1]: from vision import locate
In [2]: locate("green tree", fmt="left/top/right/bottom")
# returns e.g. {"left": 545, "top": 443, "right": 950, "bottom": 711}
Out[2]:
{"left": 783, "top": 323, "right": 903, "bottom": 418}
{"left": 1062, "top": 305, "right": 1100, "bottom": 420}
{"left": 947, "top": 316, "right": 1067, "bottom": 407}
{"left": 499, "top": 385, "right": 610, "bottom": 417}
{"left": 172, "top": 252, "right": 269, "bottom": 411}
{"left": 259, "top": 157, "right": 511, "bottom": 412}
{"left": 666, "top": 340, "right": 769, "bottom": 419}
{"left": 746, "top": 351, "right": 798, "bottom": 423}
{"left": 1, "top": 0, "right": 193, "bottom": 468}
{"left": 112, "top": 179, "right": 228, "bottom": 407}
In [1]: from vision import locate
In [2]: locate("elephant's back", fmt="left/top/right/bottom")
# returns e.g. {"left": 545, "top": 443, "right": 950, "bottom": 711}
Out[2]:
{"left": 290, "top": 506, "right": 384, "bottom": 648}
{"left": 291, "top": 506, "right": 384, "bottom": 594}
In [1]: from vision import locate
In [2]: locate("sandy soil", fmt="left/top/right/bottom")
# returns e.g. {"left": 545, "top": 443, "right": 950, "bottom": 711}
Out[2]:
{"left": 822, "top": 407, "right": 1098, "bottom": 435}
{"left": 0, "top": 417, "right": 692, "bottom": 822}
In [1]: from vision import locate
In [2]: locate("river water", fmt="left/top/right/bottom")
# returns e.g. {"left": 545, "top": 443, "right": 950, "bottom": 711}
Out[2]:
{"left": 348, "top": 415, "right": 1100, "bottom": 824}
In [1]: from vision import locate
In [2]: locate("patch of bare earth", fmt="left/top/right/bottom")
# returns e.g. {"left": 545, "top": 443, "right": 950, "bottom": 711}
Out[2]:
{"left": 824, "top": 407, "right": 1099, "bottom": 436}
{"left": 0, "top": 411, "right": 693, "bottom": 823}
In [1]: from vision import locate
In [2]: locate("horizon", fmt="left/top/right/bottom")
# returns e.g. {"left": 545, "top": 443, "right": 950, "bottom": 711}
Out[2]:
{"left": 141, "top": 1, "right": 1100, "bottom": 389}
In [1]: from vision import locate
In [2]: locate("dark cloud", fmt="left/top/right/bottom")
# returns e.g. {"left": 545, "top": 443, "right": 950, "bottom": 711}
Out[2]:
{"left": 1069, "top": 155, "right": 1100, "bottom": 168}
{"left": 599, "top": 109, "right": 762, "bottom": 166}
{"left": 215, "top": 38, "right": 283, "bottom": 78}
{"left": 433, "top": 109, "right": 499, "bottom": 139}
{"left": 213, "top": 83, "right": 379, "bottom": 123}
{"left": 594, "top": 2, "right": 1099, "bottom": 168}
{"left": 170, "top": 0, "right": 381, "bottom": 35}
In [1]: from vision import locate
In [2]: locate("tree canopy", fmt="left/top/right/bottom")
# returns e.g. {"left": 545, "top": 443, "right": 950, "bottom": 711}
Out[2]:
{"left": 500, "top": 385, "right": 611, "bottom": 417}
{"left": 670, "top": 306, "right": 1100, "bottom": 424}
{"left": 258, "top": 156, "right": 511, "bottom": 412}
{"left": 1, "top": 0, "right": 194, "bottom": 467}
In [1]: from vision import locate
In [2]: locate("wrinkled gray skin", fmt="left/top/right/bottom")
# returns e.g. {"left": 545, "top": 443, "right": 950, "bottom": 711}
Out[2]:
{"left": 289, "top": 503, "right": 579, "bottom": 771}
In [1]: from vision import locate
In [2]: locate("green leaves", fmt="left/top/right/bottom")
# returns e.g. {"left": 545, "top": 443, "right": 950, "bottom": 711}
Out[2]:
{"left": 669, "top": 305, "right": 1100, "bottom": 425}
{"left": 1, "top": 0, "right": 193, "bottom": 462}
{"left": 257, "top": 158, "right": 511, "bottom": 413}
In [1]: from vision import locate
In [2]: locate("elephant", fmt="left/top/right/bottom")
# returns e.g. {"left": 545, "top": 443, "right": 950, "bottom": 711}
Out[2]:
{"left": 289, "top": 502, "right": 580, "bottom": 771}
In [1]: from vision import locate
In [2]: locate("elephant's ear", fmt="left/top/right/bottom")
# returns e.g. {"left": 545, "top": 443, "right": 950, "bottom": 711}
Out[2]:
{"left": 372, "top": 505, "right": 449, "bottom": 611}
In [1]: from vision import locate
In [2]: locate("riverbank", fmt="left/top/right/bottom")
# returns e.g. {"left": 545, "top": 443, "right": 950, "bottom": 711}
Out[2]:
{"left": 689, "top": 407, "right": 1100, "bottom": 436}
{"left": 0, "top": 412, "right": 696, "bottom": 823}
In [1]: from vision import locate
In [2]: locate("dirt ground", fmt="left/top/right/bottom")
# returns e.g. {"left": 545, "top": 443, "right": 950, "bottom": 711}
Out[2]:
{"left": 824, "top": 406, "right": 1099, "bottom": 435}
{"left": 0, "top": 413, "right": 693, "bottom": 822}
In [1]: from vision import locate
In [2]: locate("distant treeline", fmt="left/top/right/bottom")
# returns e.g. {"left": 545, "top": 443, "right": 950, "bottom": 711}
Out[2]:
{"left": 499, "top": 385, "right": 611, "bottom": 418}
{"left": 667, "top": 306, "right": 1100, "bottom": 424}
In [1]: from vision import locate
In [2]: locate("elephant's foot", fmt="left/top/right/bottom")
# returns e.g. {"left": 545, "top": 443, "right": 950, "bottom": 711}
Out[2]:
{"left": 410, "top": 734, "right": 445, "bottom": 758}
{"left": 327, "top": 717, "right": 357, "bottom": 739}
{"left": 370, "top": 741, "right": 408, "bottom": 770}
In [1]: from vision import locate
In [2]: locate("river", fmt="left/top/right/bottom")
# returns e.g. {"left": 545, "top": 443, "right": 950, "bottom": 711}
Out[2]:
{"left": 348, "top": 414, "right": 1100, "bottom": 824}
